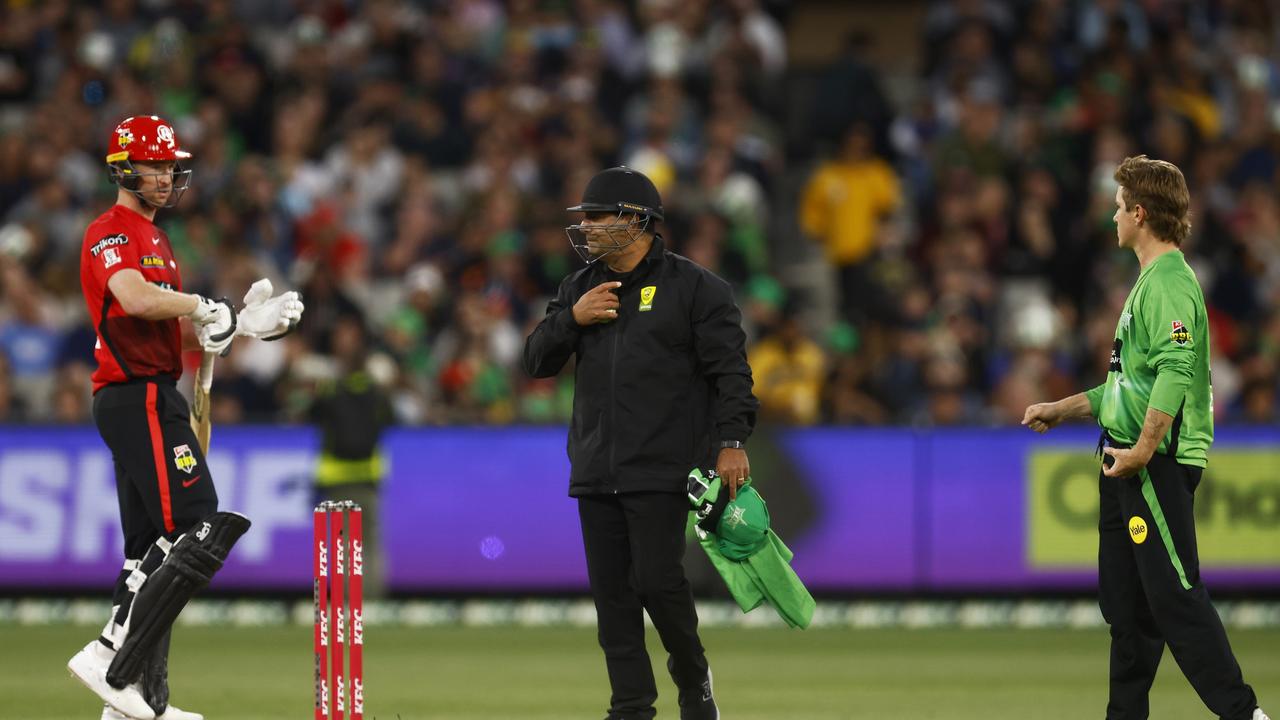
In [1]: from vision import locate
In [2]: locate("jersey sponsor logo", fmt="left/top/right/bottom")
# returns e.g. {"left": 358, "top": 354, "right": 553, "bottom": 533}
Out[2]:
{"left": 1108, "top": 338, "right": 1123, "bottom": 372}
{"left": 639, "top": 285, "right": 657, "bottom": 312}
{"left": 182, "top": 475, "right": 202, "bottom": 488}
{"left": 89, "top": 233, "right": 128, "bottom": 257}
{"left": 173, "top": 444, "right": 197, "bottom": 474}
{"left": 152, "top": 236, "right": 161, "bottom": 245}
{"left": 103, "top": 247, "right": 122, "bottom": 268}
{"left": 141, "top": 255, "right": 165, "bottom": 268}
{"left": 152, "top": 281, "right": 174, "bottom": 291}
{"left": 1128, "top": 516, "right": 1148, "bottom": 544}
{"left": 1170, "top": 320, "right": 1190, "bottom": 346}
{"left": 1119, "top": 311, "right": 1132, "bottom": 333}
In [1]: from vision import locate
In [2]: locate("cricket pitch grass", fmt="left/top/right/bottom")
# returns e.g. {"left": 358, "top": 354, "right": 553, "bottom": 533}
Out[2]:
{"left": 8, "top": 624, "right": 1277, "bottom": 719}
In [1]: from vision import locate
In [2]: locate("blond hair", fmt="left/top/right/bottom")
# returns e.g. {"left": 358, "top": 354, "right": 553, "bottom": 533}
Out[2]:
{"left": 1114, "top": 155, "right": 1191, "bottom": 245}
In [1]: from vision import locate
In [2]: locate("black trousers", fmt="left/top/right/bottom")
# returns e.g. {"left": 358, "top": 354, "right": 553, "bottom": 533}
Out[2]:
{"left": 93, "top": 379, "right": 219, "bottom": 605}
{"left": 578, "top": 492, "right": 709, "bottom": 719}
{"left": 1099, "top": 451, "right": 1257, "bottom": 720}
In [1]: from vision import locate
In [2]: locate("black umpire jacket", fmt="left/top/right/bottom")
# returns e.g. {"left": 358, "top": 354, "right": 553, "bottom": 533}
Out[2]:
{"left": 523, "top": 237, "right": 758, "bottom": 496}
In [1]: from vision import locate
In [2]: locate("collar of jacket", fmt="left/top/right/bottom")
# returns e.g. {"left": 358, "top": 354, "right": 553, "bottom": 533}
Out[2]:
{"left": 600, "top": 234, "right": 664, "bottom": 277}
{"left": 644, "top": 234, "right": 665, "bottom": 260}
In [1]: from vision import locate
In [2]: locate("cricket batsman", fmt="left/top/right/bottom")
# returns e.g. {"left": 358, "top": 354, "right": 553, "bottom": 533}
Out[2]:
{"left": 1023, "top": 155, "right": 1270, "bottom": 720}
{"left": 68, "top": 115, "right": 304, "bottom": 720}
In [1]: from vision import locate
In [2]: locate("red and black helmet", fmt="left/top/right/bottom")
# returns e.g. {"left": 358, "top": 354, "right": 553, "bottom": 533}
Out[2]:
{"left": 106, "top": 115, "right": 193, "bottom": 208}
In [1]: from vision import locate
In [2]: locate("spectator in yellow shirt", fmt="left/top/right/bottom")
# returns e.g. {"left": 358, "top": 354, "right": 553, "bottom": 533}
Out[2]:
{"left": 800, "top": 122, "right": 901, "bottom": 324}
{"left": 749, "top": 304, "right": 827, "bottom": 425}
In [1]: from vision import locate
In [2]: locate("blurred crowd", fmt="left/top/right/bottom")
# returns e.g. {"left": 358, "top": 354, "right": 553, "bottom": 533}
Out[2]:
{"left": 0, "top": 0, "right": 1277, "bottom": 429}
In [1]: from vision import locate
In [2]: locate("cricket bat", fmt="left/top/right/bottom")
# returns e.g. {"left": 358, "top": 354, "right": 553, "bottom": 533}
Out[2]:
{"left": 190, "top": 352, "right": 215, "bottom": 454}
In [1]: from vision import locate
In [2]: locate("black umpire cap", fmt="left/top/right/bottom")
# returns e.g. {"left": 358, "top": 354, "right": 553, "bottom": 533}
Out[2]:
{"left": 567, "top": 166, "right": 664, "bottom": 221}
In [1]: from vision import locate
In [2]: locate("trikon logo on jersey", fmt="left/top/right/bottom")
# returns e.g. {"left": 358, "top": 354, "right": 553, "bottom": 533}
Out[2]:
{"left": 1108, "top": 338, "right": 1124, "bottom": 372}
{"left": 90, "top": 233, "right": 128, "bottom": 257}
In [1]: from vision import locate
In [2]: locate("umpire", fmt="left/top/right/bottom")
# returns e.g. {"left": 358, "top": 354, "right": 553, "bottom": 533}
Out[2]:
{"left": 1024, "top": 156, "right": 1269, "bottom": 720}
{"left": 524, "top": 167, "right": 758, "bottom": 720}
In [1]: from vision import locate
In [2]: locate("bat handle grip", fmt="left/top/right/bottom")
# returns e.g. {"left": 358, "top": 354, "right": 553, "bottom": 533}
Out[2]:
{"left": 198, "top": 352, "right": 216, "bottom": 393}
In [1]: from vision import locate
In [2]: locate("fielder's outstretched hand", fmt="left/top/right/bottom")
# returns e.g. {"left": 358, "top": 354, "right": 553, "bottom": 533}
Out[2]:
{"left": 1021, "top": 402, "right": 1063, "bottom": 434}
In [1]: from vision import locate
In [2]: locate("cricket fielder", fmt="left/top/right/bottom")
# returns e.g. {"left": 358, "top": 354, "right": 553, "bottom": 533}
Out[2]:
{"left": 1023, "top": 156, "right": 1269, "bottom": 720}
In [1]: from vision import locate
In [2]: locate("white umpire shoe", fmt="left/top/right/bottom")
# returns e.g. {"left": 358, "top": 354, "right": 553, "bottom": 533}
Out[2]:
{"left": 1254, "top": 708, "right": 1271, "bottom": 720}
{"left": 68, "top": 640, "right": 155, "bottom": 720}
{"left": 102, "top": 703, "right": 203, "bottom": 720}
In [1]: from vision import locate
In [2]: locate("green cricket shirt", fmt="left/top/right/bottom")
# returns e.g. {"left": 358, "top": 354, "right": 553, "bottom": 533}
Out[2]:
{"left": 1085, "top": 250, "right": 1213, "bottom": 467}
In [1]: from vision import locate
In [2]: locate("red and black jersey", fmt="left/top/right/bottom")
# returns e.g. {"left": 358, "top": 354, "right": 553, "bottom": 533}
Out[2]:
{"left": 80, "top": 205, "right": 184, "bottom": 392}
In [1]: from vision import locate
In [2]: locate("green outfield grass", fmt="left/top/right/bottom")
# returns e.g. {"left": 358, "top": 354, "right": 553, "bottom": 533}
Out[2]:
{"left": 9, "top": 624, "right": 1277, "bottom": 719}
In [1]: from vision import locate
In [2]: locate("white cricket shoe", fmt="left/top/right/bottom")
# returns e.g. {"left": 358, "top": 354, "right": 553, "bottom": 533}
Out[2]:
{"left": 1254, "top": 708, "right": 1270, "bottom": 720}
{"left": 68, "top": 640, "right": 155, "bottom": 720}
{"left": 102, "top": 703, "right": 203, "bottom": 720}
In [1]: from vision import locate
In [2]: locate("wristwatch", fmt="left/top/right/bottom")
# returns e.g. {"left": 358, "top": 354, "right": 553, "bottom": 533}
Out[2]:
{"left": 719, "top": 440, "right": 745, "bottom": 450}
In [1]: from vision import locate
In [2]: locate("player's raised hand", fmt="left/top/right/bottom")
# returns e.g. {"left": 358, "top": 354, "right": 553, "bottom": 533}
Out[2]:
{"left": 1022, "top": 402, "right": 1063, "bottom": 434}
{"left": 237, "top": 278, "right": 304, "bottom": 340}
{"left": 572, "top": 281, "right": 622, "bottom": 325}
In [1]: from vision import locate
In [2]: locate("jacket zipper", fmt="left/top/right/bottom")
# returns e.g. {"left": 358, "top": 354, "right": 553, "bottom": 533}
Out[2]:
{"left": 609, "top": 320, "right": 619, "bottom": 492}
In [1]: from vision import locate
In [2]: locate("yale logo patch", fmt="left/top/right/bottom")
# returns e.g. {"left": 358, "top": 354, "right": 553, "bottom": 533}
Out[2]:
{"left": 173, "top": 444, "right": 197, "bottom": 474}
{"left": 639, "top": 285, "right": 657, "bottom": 312}
{"left": 1128, "top": 516, "right": 1148, "bottom": 544}
{"left": 1170, "top": 320, "right": 1190, "bottom": 345}
{"left": 141, "top": 255, "right": 165, "bottom": 268}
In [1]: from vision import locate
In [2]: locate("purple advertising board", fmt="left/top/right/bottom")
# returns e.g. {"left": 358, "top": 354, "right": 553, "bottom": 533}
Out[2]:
{"left": 0, "top": 426, "right": 1277, "bottom": 592}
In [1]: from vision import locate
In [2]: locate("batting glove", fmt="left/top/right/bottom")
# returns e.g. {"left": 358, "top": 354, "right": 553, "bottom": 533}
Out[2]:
{"left": 236, "top": 278, "right": 305, "bottom": 340}
{"left": 192, "top": 296, "right": 237, "bottom": 354}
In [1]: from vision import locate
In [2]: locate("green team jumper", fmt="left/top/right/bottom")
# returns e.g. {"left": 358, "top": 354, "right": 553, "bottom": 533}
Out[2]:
{"left": 1087, "top": 250, "right": 1258, "bottom": 720}
{"left": 1085, "top": 250, "right": 1213, "bottom": 465}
